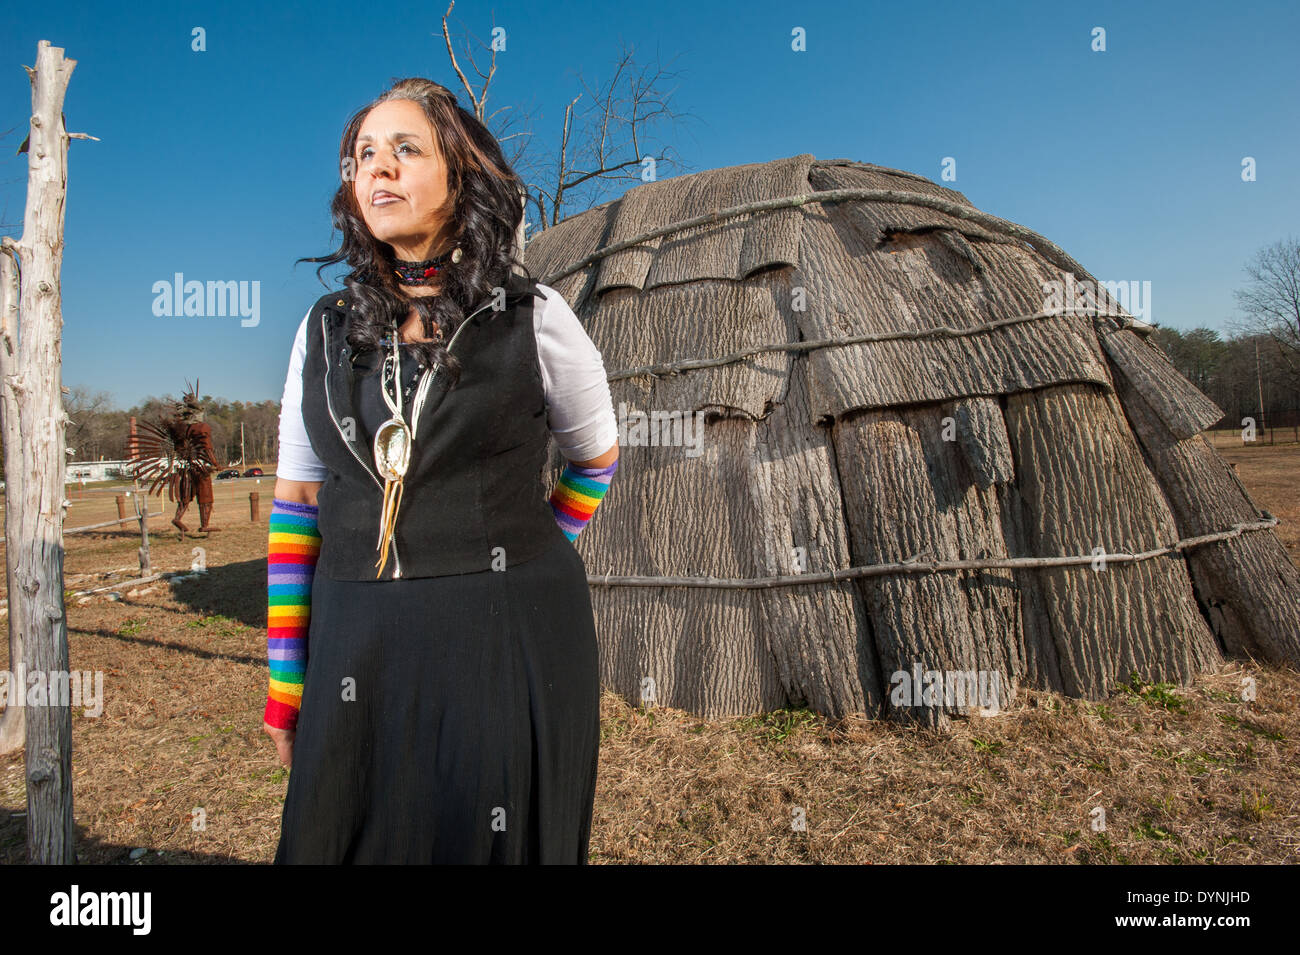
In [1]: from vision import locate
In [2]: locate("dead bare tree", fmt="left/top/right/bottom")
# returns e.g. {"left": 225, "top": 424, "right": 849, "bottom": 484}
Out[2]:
{"left": 0, "top": 39, "right": 97, "bottom": 863}
{"left": 437, "top": 2, "right": 530, "bottom": 165}
{"left": 1229, "top": 236, "right": 1300, "bottom": 399}
{"left": 63, "top": 385, "right": 115, "bottom": 462}
{"left": 437, "top": 1, "right": 691, "bottom": 238}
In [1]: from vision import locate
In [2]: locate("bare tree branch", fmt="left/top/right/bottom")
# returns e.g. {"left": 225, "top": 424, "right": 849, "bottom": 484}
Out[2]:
{"left": 1230, "top": 236, "right": 1300, "bottom": 401}
{"left": 1233, "top": 236, "right": 1300, "bottom": 339}
{"left": 432, "top": 20, "right": 692, "bottom": 235}
{"left": 536, "top": 40, "right": 693, "bottom": 227}
{"left": 440, "top": 1, "right": 499, "bottom": 124}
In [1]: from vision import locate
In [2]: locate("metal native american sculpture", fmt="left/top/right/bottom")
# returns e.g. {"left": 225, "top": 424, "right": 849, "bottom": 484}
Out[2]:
{"left": 129, "top": 379, "right": 222, "bottom": 534}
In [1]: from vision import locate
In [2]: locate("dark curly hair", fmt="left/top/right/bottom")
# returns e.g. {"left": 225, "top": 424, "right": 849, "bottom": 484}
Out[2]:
{"left": 297, "top": 77, "right": 533, "bottom": 384}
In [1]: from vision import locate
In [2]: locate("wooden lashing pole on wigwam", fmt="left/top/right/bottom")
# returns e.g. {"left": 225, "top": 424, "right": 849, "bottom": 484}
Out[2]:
{"left": 0, "top": 40, "right": 98, "bottom": 863}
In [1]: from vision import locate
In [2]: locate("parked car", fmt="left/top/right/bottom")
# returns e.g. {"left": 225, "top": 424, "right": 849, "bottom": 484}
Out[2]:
{"left": 243, "top": 467, "right": 264, "bottom": 477}
{"left": 216, "top": 468, "right": 241, "bottom": 480}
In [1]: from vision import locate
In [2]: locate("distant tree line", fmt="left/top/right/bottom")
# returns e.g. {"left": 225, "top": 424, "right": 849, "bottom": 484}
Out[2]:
{"left": 1152, "top": 325, "right": 1300, "bottom": 427}
{"left": 46, "top": 389, "right": 281, "bottom": 467}
{"left": 1151, "top": 236, "right": 1300, "bottom": 429}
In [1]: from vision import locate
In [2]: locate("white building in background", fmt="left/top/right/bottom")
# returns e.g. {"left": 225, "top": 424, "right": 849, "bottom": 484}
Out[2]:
{"left": 65, "top": 459, "right": 134, "bottom": 483}
{"left": 0, "top": 459, "right": 133, "bottom": 491}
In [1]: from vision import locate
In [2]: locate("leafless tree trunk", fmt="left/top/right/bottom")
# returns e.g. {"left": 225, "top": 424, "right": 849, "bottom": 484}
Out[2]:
{"left": 0, "top": 39, "right": 94, "bottom": 863}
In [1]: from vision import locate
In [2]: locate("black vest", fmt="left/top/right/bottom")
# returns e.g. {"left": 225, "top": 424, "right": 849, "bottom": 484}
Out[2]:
{"left": 299, "top": 272, "right": 564, "bottom": 580}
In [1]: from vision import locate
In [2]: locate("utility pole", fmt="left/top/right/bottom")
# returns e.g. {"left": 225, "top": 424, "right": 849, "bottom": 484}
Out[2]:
{"left": 1256, "top": 339, "right": 1268, "bottom": 445}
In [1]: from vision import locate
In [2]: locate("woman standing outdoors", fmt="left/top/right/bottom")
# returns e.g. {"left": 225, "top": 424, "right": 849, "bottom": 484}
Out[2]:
{"left": 262, "top": 78, "right": 619, "bottom": 864}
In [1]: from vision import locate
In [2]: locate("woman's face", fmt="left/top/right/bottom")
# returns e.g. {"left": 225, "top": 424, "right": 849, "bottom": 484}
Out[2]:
{"left": 352, "top": 99, "right": 455, "bottom": 261}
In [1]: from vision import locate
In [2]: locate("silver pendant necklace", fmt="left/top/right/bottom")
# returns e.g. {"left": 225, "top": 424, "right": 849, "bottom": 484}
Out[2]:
{"left": 370, "top": 306, "right": 463, "bottom": 577}
{"left": 373, "top": 321, "right": 415, "bottom": 577}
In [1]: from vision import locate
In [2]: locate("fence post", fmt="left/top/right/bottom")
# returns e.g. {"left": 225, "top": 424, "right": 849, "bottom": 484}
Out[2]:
{"left": 134, "top": 481, "right": 151, "bottom": 577}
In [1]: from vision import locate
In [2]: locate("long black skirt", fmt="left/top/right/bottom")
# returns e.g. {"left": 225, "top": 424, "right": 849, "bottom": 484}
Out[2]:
{"left": 273, "top": 532, "right": 600, "bottom": 864}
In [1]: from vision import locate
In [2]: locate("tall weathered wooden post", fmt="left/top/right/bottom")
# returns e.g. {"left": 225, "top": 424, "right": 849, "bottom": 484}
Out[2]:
{"left": 0, "top": 40, "right": 97, "bottom": 863}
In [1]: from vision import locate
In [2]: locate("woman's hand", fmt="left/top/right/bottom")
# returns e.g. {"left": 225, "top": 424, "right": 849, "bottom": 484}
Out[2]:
{"left": 264, "top": 722, "right": 295, "bottom": 768}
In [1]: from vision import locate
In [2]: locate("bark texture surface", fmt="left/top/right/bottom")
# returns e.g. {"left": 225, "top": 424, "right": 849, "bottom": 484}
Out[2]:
{"left": 525, "top": 154, "right": 1299, "bottom": 728}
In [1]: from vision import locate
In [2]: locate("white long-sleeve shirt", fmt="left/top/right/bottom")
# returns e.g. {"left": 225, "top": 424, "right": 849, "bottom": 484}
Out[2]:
{"left": 276, "top": 282, "right": 618, "bottom": 481}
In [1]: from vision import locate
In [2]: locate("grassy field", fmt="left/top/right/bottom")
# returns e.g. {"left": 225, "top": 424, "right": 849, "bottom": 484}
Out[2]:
{"left": 0, "top": 440, "right": 1297, "bottom": 865}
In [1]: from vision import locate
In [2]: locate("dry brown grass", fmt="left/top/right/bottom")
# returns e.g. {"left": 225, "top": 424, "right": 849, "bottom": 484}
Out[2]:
{"left": 594, "top": 668, "right": 1300, "bottom": 864}
{"left": 0, "top": 450, "right": 1296, "bottom": 865}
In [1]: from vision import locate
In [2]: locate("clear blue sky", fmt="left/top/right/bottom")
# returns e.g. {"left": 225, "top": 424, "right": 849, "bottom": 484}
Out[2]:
{"left": 2, "top": 0, "right": 1296, "bottom": 409}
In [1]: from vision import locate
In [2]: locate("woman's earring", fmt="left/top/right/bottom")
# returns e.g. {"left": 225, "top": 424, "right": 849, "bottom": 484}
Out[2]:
{"left": 450, "top": 247, "right": 463, "bottom": 264}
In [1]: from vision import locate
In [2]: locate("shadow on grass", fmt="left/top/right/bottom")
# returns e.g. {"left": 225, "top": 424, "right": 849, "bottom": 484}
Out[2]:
{"left": 0, "top": 808, "right": 256, "bottom": 865}
{"left": 167, "top": 559, "right": 266, "bottom": 633}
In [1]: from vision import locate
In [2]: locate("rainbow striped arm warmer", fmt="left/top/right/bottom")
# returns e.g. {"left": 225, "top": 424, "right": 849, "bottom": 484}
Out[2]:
{"left": 549, "top": 459, "right": 618, "bottom": 542}
{"left": 264, "top": 498, "right": 321, "bottom": 731}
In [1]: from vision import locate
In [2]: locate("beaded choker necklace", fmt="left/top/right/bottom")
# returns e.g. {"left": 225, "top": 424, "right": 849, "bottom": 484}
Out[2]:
{"left": 392, "top": 246, "right": 462, "bottom": 285}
